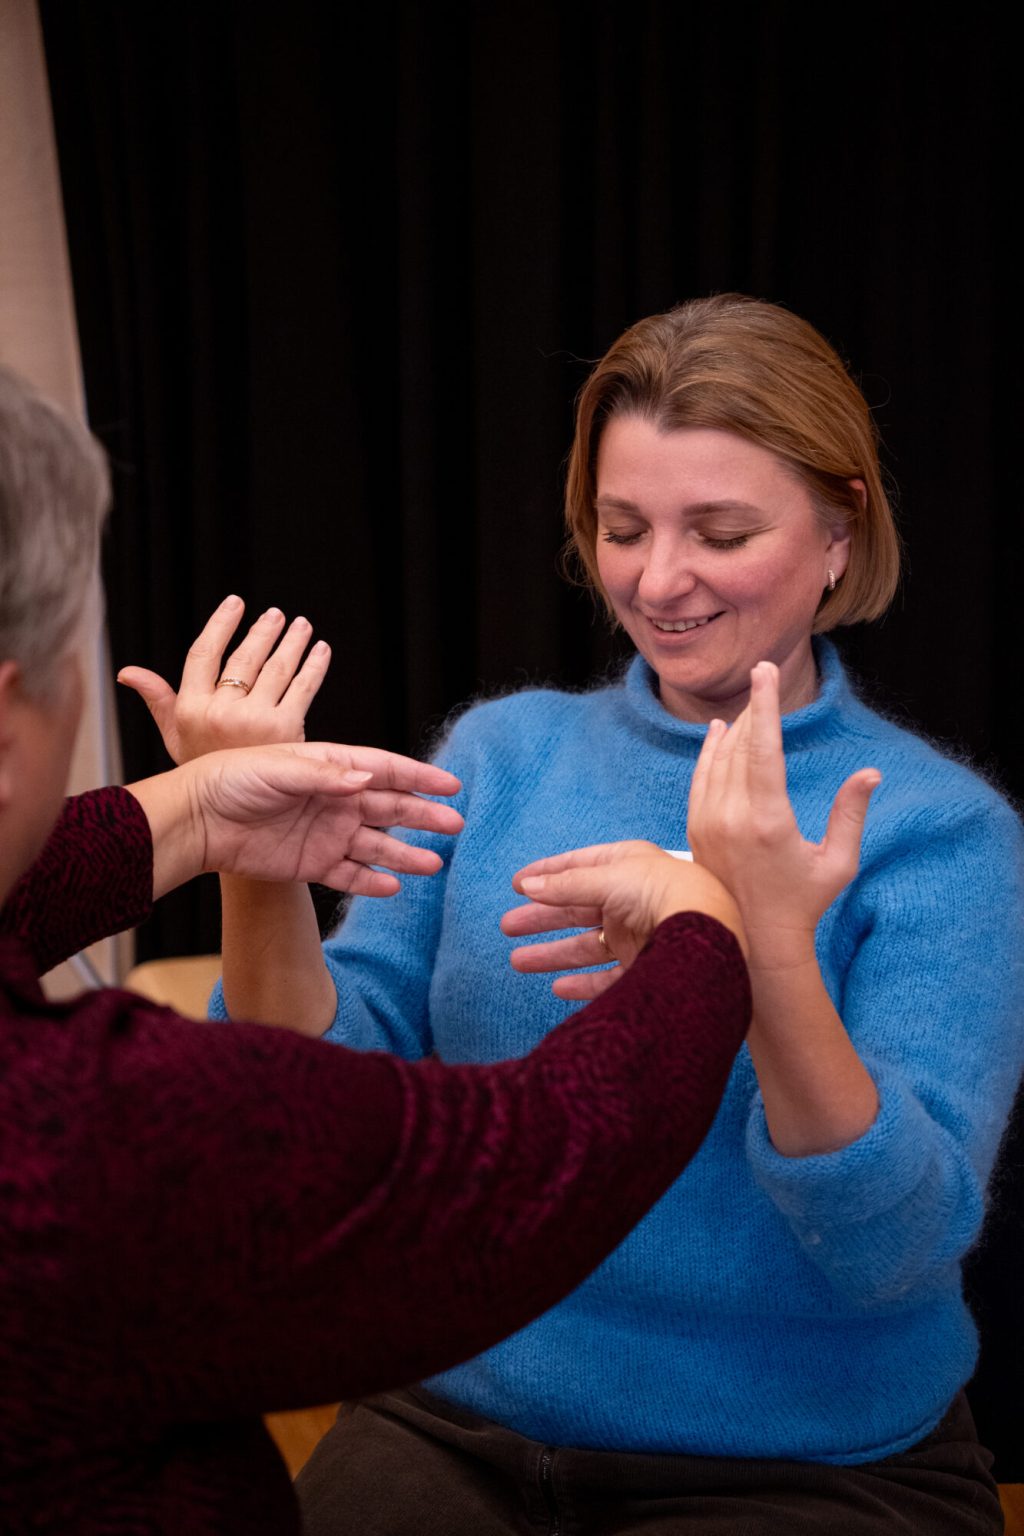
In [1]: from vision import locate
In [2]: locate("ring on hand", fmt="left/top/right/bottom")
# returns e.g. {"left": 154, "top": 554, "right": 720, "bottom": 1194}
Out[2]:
{"left": 595, "top": 927, "right": 614, "bottom": 960}
{"left": 216, "top": 676, "right": 252, "bottom": 694}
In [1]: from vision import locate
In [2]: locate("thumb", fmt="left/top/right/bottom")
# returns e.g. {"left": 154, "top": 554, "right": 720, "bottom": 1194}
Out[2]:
{"left": 116, "top": 667, "right": 182, "bottom": 758}
{"left": 822, "top": 768, "right": 882, "bottom": 872}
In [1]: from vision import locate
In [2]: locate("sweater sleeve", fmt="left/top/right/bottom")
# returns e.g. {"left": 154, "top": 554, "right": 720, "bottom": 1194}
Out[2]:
{"left": 0, "top": 788, "right": 153, "bottom": 974}
{"left": 90, "top": 912, "right": 749, "bottom": 1421}
{"left": 745, "top": 795, "right": 1024, "bottom": 1309}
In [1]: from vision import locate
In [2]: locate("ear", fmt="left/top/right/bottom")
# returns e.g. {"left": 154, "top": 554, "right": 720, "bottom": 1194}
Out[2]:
{"left": 824, "top": 478, "right": 864, "bottom": 583}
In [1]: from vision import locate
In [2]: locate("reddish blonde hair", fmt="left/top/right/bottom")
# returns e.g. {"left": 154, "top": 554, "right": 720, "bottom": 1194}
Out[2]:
{"left": 565, "top": 295, "right": 900, "bottom": 631}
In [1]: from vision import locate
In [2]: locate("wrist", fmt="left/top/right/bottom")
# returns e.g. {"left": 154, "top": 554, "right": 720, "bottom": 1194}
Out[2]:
{"left": 744, "top": 923, "right": 818, "bottom": 975}
{"left": 653, "top": 883, "right": 746, "bottom": 954}
{"left": 125, "top": 763, "right": 208, "bottom": 900}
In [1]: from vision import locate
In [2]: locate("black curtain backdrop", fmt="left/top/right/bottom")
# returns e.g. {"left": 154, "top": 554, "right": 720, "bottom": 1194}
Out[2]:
{"left": 39, "top": 1, "right": 1020, "bottom": 1475}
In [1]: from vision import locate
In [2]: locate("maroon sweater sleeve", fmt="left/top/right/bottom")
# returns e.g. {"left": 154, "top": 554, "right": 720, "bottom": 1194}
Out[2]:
{"left": 3, "top": 785, "right": 749, "bottom": 1437}
{"left": 0, "top": 787, "right": 152, "bottom": 973}
{"left": 70, "top": 913, "right": 749, "bottom": 1427}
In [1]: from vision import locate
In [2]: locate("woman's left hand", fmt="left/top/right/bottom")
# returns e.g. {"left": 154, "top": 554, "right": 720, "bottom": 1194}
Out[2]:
{"left": 687, "top": 661, "right": 881, "bottom": 967}
{"left": 502, "top": 841, "right": 744, "bottom": 1000}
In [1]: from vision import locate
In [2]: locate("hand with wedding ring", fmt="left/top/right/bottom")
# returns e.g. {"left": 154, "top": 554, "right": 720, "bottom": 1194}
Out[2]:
{"left": 501, "top": 841, "right": 745, "bottom": 1002}
{"left": 117, "top": 595, "right": 330, "bottom": 765}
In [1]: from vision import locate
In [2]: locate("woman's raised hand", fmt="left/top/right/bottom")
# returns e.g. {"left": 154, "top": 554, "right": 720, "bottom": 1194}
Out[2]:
{"left": 687, "top": 661, "right": 880, "bottom": 966}
{"left": 502, "top": 842, "right": 745, "bottom": 1001}
{"left": 117, "top": 595, "right": 330, "bottom": 764}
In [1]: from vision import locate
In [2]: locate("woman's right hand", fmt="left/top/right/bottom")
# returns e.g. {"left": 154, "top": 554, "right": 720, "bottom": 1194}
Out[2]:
{"left": 502, "top": 842, "right": 746, "bottom": 1001}
{"left": 117, "top": 594, "right": 330, "bottom": 764}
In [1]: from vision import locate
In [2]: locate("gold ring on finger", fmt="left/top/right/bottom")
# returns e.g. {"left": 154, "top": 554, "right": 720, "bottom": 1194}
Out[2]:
{"left": 216, "top": 676, "right": 252, "bottom": 694}
{"left": 595, "top": 926, "right": 614, "bottom": 961}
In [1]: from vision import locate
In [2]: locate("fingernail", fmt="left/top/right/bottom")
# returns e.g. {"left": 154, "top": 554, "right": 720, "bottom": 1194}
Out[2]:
{"left": 312, "top": 641, "right": 330, "bottom": 656}
{"left": 291, "top": 615, "right": 310, "bottom": 630}
{"left": 519, "top": 875, "right": 545, "bottom": 893}
{"left": 342, "top": 770, "right": 373, "bottom": 786}
{"left": 265, "top": 607, "right": 283, "bottom": 621}
{"left": 221, "top": 594, "right": 243, "bottom": 609}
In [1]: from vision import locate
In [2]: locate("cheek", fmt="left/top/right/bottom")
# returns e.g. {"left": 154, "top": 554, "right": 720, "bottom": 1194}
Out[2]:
{"left": 595, "top": 544, "right": 634, "bottom": 604}
{"left": 726, "top": 541, "right": 826, "bottom": 610}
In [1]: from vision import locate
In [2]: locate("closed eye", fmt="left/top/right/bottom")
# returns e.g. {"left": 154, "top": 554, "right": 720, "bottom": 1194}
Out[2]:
{"left": 600, "top": 529, "right": 644, "bottom": 546}
{"left": 700, "top": 533, "right": 750, "bottom": 550}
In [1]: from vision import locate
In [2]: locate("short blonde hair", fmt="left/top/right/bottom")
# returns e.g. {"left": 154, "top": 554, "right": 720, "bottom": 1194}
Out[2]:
{"left": 565, "top": 295, "right": 900, "bottom": 631}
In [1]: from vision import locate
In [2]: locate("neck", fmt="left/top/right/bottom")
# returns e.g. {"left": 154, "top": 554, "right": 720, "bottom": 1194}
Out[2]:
{"left": 659, "top": 642, "right": 820, "bottom": 724}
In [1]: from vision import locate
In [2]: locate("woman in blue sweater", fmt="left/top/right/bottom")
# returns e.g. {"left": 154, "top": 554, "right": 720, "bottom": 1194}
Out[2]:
{"left": 127, "top": 296, "right": 1023, "bottom": 1532}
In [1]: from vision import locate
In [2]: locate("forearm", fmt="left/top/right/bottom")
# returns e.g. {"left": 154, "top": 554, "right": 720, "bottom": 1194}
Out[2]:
{"left": 125, "top": 767, "right": 206, "bottom": 900}
{"left": 220, "top": 874, "right": 336, "bottom": 1035}
{"left": 1, "top": 788, "right": 152, "bottom": 971}
{"left": 120, "top": 912, "right": 749, "bottom": 1415}
{"left": 746, "top": 936, "right": 879, "bottom": 1158}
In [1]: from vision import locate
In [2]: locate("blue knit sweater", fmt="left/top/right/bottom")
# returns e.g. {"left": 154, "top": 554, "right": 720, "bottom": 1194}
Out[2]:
{"left": 213, "top": 643, "right": 1024, "bottom": 1463}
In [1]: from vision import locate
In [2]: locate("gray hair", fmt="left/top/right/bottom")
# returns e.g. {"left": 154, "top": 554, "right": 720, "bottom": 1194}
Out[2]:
{"left": 0, "top": 366, "right": 110, "bottom": 696}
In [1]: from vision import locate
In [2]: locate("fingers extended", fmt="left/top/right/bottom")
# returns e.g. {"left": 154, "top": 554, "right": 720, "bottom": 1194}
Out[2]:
{"left": 509, "top": 928, "right": 614, "bottom": 973}
{"left": 180, "top": 595, "right": 246, "bottom": 693}
{"left": 552, "top": 967, "right": 622, "bottom": 1001}
{"left": 323, "top": 746, "right": 461, "bottom": 797}
{"left": 214, "top": 607, "right": 289, "bottom": 693}
{"left": 337, "top": 864, "right": 403, "bottom": 898}
{"left": 747, "top": 661, "right": 788, "bottom": 797}
{"left": 512, "top": 841, "right": 654, "bottom": 890}
{"left": 823, "top": 768, "right": 881, "bottom": 864}
{"left": 501, "top": 901, "right": 604, "bottom": 937}
{"left": 347, "top": 827, "right": 446, "bottom": 875}
{"left": 247, "top": 616, "right": 317, "bottom": 703}
{"left": 356, "top": 788, "right": 464, "bottom": 835}
{"left": 278, "top": 638, "right": 331, "bottom": 711}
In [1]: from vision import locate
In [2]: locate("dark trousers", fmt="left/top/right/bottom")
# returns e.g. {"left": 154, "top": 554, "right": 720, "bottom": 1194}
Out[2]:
{"left": 296, "top": 1386, "right": 1002, "bottom": 1535}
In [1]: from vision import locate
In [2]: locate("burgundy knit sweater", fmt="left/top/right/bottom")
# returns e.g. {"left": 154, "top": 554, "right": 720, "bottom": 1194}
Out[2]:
{"left": 0, "top": 788, "right": 749, "bottom": 1534}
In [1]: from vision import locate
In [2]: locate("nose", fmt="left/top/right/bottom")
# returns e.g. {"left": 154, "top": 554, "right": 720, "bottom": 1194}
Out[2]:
{"left": 636, "top": 534, "right": 699, "bottom": 610}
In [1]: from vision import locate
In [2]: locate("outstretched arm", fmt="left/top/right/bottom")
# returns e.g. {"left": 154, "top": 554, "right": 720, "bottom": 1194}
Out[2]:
{"left": 91, "top": 908, "right": 750, "bottom": 1420}
{"left": 1, "top": 744, "right": 462, "bottom": 978}
{"left": 128, "top": 743, "right": 463, "bottom": 902}
{"left": 119, "top": 597, "right": 395, "bottom": 1034}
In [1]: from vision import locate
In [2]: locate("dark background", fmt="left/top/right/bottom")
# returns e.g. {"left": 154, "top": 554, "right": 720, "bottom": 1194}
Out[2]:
{"left": 40, "top": 1, "right": 1020, "bottom": 1475}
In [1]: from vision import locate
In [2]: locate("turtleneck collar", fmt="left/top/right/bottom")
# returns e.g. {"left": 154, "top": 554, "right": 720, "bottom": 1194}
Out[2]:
{"left": 620, "top": 638, "right": 857, "bottom": 753}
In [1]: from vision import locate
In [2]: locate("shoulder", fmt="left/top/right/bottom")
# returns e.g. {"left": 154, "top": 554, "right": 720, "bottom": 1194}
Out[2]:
{"left": 844, "top": 692, "right": 1018, "bottom": 834}
{"left": 431, "top": 673, "right": 628, "bottom": 773}
{"left": 826, "top": 689, "right": 1024, "bottom": 895}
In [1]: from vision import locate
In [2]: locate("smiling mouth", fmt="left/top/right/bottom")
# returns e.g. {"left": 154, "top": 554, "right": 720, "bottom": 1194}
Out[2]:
{"left": 648, "top": 613, "right": 723, "bottom": 633}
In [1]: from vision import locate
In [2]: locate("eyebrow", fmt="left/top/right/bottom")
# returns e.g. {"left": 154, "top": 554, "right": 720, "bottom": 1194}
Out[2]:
{"left": 594, "top": 497, "right": 768, "bottom": 520}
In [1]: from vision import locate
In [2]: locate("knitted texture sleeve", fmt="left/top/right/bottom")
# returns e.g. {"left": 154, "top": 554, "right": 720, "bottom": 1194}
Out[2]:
{"left": 746, "top": 791, "right": 1024, "bottom": 1309}
{"left": 0, "top": 787, "right": 153, "bottom": 974}
{"left": 77, "top": 914, "right": 749, "bottom": 1415}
